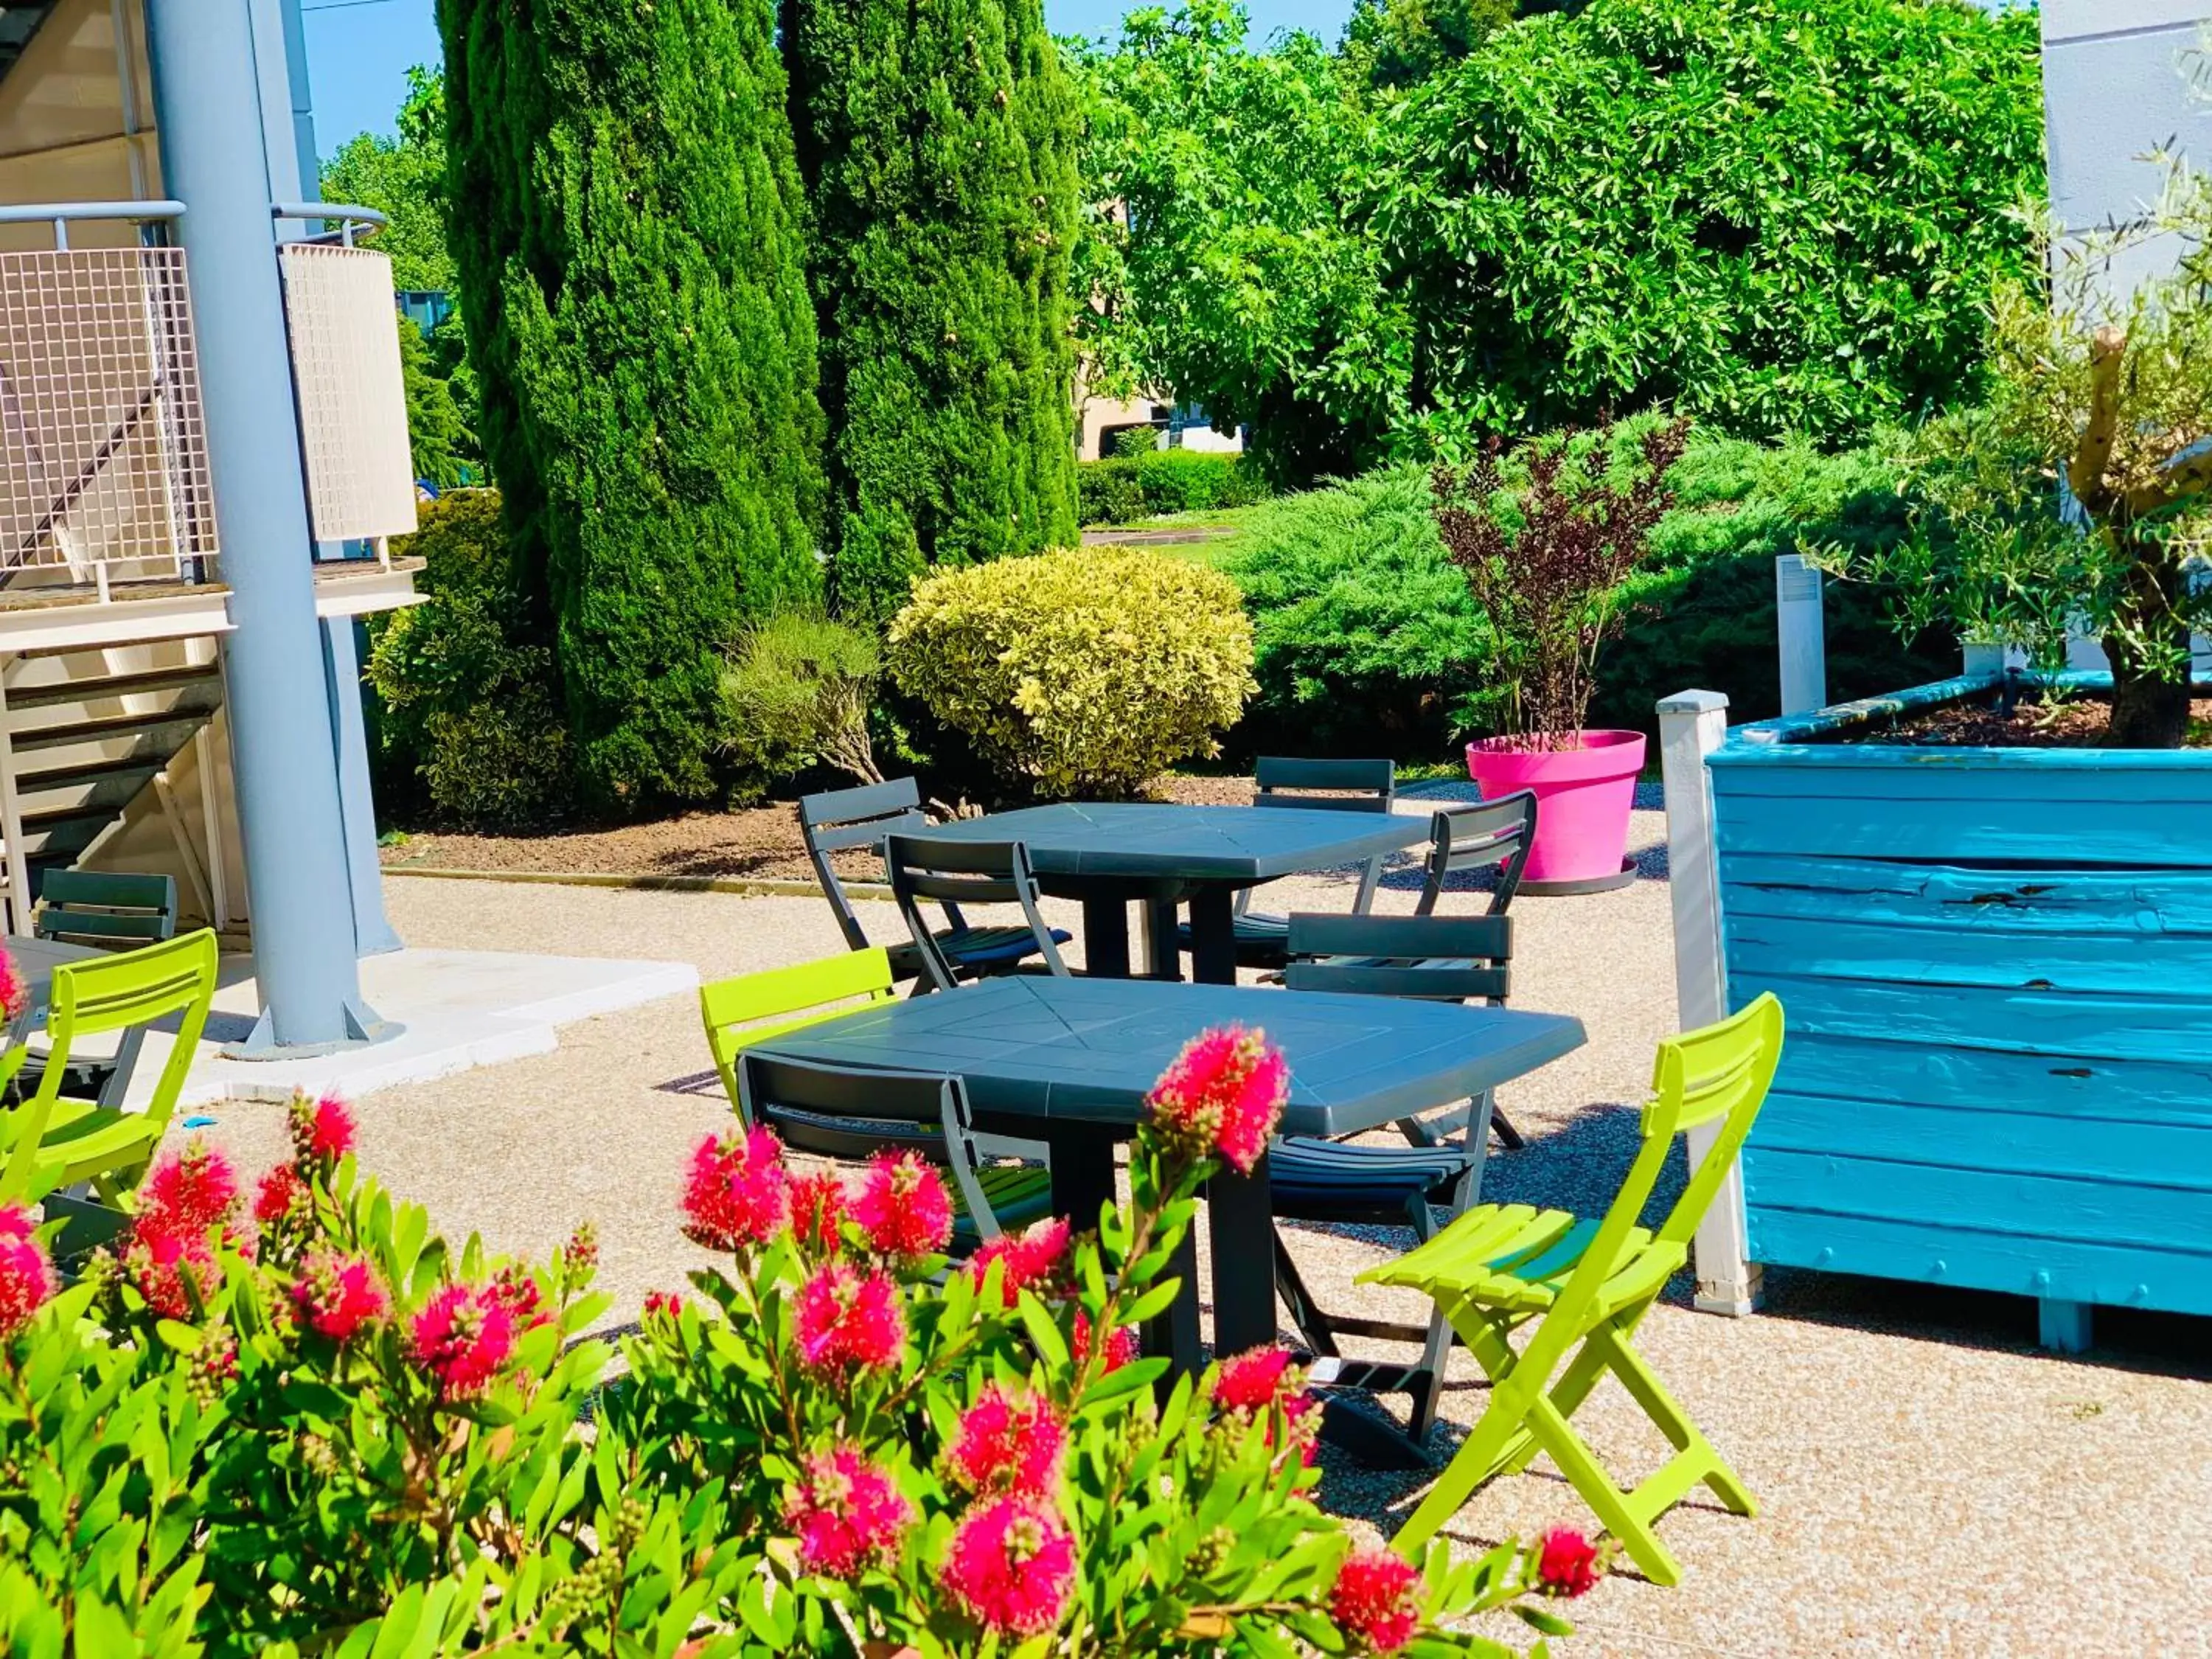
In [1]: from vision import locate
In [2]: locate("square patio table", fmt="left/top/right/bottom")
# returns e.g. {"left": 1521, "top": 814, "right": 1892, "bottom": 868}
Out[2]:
{"left": 912, "top": 803, "right": 1433, "bottom": 983}
{"left": 745, "top": 973, "right": 1585, "bottom": 1374}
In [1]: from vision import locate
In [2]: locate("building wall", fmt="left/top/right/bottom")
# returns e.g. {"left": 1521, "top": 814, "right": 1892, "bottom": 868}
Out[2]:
{"left": 2042, "top": 0, "right": 2212, "bottom": 288}
{"left": 0, "top": 0, "right": 156, "bottom": 248}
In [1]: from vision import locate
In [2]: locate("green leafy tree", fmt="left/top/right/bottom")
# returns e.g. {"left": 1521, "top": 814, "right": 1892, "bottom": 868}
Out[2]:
{"left": 1340, "top": 0, "right": 1517, "bottom": 90}
{"left": 395, "top": 311, "right": 468, "bottom": 487}
{"left": 1074, "top": 1, "right": 1405, "bottom": 486}
{"left": 319, "top": 66, "right": 456, "bottom": 294}
{"left": 787, "top": 0, "right": 1082, "bottom": 625}
{"left": 440, "top": 0, "right": 827, "bottom": 807}
{"left": 1816, "top": 167, "right": 2212, "bottom": 747}
{"left": 1377, "top": 0, "right": 2047, "bottom": 445}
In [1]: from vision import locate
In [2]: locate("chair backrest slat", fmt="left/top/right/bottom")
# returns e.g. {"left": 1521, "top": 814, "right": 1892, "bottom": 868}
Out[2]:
{"left": 1415, "top": 793, "right": 1537, "bottom": 917}
{"left": 798, "top": 779, "right": 926, "bottom": 953}
{"left": 1253, "top": 756, "right": 1395, "bottom": 813}
{"left": 884, "top": 835, "right": 1068, "bottom": 992}
{"left": 35, "top": 869, "right": 178, "bottom": 949}
{"left": 1284, "top": 912, "right": 1512, "bottom": 1005}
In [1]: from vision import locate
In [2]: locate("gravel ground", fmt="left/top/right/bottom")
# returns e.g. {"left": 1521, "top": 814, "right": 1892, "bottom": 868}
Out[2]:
{"left": 189, "top": 799, "right": 2212, "bottom": 1657}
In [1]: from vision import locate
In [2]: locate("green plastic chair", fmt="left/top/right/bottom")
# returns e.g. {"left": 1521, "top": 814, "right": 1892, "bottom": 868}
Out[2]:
{"left": 1363, "top": 992, "right": 1784, "bottom": 1586}
{"left": 0, "top": 930, "right": 220, "bottom": 1206}
{"left": 698, "top": 949, "right": 1053, "bottom": 1247}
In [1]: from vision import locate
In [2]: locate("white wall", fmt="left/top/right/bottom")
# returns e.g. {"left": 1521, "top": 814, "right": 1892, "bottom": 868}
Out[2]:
{"left": 2042, "top": 1, "right": 2212, "bottom": 288}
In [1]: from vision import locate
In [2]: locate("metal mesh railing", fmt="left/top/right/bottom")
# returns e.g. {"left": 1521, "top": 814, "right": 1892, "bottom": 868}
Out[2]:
{"left": 0, "top": 245, "right": 216, "bottom": 593}
{"left": 280, "top": 243, "right": 418, "bottom": 544}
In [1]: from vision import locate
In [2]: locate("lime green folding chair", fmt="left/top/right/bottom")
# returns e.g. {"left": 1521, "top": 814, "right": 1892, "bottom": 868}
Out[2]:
{"left": 1364, "top": 992, "right": 1784, "bottom": 1586}
{"left": 698, "top": 949, "right": 1054, "bottom": 1249}
{"left": 0, "top": 930, "right": 220, "bottom": 1206}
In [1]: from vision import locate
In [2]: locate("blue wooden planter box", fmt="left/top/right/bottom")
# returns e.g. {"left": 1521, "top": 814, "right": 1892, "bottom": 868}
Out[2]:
{"left": 1707, "top": 670, "right": 2212, "bottom": 1351}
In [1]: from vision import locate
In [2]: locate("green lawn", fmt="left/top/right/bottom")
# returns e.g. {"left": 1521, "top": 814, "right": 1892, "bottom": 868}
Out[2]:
{"left": 1082, "top": 502, "right": 1270, "bottom": 568}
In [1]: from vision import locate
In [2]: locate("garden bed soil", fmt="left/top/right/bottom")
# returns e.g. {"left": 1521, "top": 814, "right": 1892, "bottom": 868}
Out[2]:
{"left": 379, "top": 773, "right": 1259, "bottom": 882}
{"left": 1864, "top": 696, "right": 2212, "bottom": 749}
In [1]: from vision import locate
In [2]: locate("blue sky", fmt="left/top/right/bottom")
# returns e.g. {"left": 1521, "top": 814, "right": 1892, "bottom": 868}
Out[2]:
{"left": 301, "top": 0, "right": 1356, "bottom": 160}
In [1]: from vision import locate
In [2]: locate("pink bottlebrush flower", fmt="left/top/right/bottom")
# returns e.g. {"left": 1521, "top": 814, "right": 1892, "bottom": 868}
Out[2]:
{"left": 488, "top": 1263, "right": 552, "bottom": 1331}
{"left": 680, "top": 1126, "right": 790, "bottom": 1251}
{"left": 964, "top": 1217, "right": 1071, "bottom": 1308}
{"left": 0, "top": 1203, "right": 56, "bottom": 1336}
{"left": 253, "top": 1163, "right": 306, "bottom": 1226}
{"left": 1214, "top": 1345, "right": 1320, "bottom": 1467}
{"left": 790, "top": 1169, "right": 849, "bottom": 1253}
{"left": 782, "top": 1444, "right": 915, "bottom": 1578}
{"left": 642, "top": 1289, "right": 685, "bottom": 1322}
{"left": 139, "top": 1138, "right": 240, "bottom": 1234}
{"left": 125, "top": 1214, "right": 220, "bottom": 1320}
{"left": 1071, "top": 1309, "right": 1139, "bottom": 1375}
{"left": 291, "top": 1251, "right": 386, "bottom": 1342}
{"left": 945, "top": 1385, "right": 1066, "bottom": 1497}
{"left": 1214, "top": 1344, "right": 1298, "bottom": 1412}
{"left": 1144, "top": 1026, "right": 1289, "bottom": 1175}
{"left": 559, "top": 1222, "right": 599, "bottom": 1276}
{"left": 0, "top": 948, "right": 26, "bottom": 1023}
{"left": 409, "top": 1282, "right": 518, "bottom": 1399}
{"left": 1534, "top": 1527, "right": 1602, "bottom": 1599}
{"left": 793, "top": 1261, "right": 905, "bottom": 1375}
{"left": 939, "top": 1495, "right": 1077, "bottom": 1637}
{"left": 851, "top": 1150, "right": 953, "bottom": 1258}
{"left": 288, "top": 1092, "right": 357, "bottom": 1166}
{"left": 1330, "top": 1547, "right": 1422, "bottom": 1656}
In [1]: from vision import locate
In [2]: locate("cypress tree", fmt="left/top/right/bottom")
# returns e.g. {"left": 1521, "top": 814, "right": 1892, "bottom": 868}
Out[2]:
{"left": 786, "top": 0, "right": 1082, "bottom": 625}
{"left": 439, "top": 0, "right": 825, "bottom": 807}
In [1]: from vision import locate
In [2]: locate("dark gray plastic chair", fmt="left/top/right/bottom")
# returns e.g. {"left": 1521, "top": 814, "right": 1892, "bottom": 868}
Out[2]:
{"left": 1269, "top": 911, "right": 1522, "bottom": 1444}
{"left": 1177, "top": 757, "right": 1396, "bottom": 970}
{"left": 1413, "top": 790, "right": 1537, "bottom": 917}
{"left": 883, "top": 835, "right": 1071, "bottom": 995}
{"left": 736, "top": 1051, "right": 1051, "bottom": 1251}
{"left": 17, "top": 869, "right": 181, "bottom": 1102}
{"left": 799, "top": 779, "right": 1067, "bottom": 986}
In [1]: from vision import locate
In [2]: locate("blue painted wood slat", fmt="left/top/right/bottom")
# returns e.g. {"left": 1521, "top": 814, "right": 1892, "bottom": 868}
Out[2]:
{"left": 1752, "top": 1091, "right": 2212, "bottom": 1193}
{"left": 1746, "top": 1209, "right": 2212, "bottom": 1320}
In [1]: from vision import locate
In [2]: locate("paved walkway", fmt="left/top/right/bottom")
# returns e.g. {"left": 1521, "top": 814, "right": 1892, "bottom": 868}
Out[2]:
{"left": 169, "top": 813, "right": 2212, "bottom": 1656}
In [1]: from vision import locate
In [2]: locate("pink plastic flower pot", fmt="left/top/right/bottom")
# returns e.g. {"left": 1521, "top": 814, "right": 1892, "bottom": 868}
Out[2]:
{"left": 1464, "top": 729, "right": 1646, "bottom": 891}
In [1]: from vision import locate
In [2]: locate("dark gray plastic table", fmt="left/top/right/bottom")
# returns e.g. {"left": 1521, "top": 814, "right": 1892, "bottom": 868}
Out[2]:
{"left": 745, "top": 974, "right": 1586, "bottom": 1371}
{"left": 915, "top": 803, "right": 1433, "bottom": 983}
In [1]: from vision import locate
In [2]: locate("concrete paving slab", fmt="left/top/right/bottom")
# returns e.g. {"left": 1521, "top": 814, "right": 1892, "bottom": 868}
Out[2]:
{"left": 119, "top": 946, "right": 697, "bottom": 1108}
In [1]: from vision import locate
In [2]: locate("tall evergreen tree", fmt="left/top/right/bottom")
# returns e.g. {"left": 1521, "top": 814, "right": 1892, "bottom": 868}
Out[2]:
{"left": 786, "top": 0, "right": 1082, "bottom": 624}
{"left": 438, "top": 0, "right": 825, "bottom": 806}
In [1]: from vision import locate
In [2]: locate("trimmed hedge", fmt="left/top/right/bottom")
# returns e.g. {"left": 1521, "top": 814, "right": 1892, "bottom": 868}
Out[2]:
{"left": 887, "top": 546, "right": 1255, "bottom": 797}
{"left": 1079, "top": 449, "right": 1269, "bottom": 526}
{"left": 1227, "top": 434, "right": 1957, "bottom": 759}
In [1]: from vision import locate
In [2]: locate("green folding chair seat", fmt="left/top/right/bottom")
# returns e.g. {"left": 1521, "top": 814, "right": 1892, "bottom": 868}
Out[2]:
{"left": 699, "top": 948, "right": 1051, "bottom": 1246}
{"left": 0, "top": 930, "right": 220, "bottom": 1206}
{"left": 1364, "top": 992, "right": 1785, "bottom": 1587}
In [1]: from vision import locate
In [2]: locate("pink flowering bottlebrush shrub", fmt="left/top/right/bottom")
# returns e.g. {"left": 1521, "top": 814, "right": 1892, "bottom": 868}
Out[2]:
{"left": 0, "top": 1038, "right": 1596, "bottom": 1655}
{"left": 603, "top": 1019, "right": 1591, "bottom": 1655}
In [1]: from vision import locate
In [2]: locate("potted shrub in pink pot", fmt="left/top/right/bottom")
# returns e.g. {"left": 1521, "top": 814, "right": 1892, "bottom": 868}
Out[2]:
{"left": 1433, "top": 415, "right": 1692, "bottom": 891}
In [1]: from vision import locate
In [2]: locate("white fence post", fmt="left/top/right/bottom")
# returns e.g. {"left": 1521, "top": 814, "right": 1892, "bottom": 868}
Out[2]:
{"left": 1774, "top": 554, "right": 1826, "bottom": 716}
{"left": 1658, "top": 689, "right": 1762, "bottom": 1316}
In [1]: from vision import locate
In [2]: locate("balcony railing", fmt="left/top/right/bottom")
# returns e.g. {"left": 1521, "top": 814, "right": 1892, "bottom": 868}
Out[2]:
{"left": 0, "top": 201, "right": 215, "bottom": 601}
{"left": 0, "top": 198, "right": 420, "bottom": 608}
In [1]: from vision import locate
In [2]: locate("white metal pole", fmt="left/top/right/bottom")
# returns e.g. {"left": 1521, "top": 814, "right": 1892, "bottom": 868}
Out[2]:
{"left": 1658, "top": 689, "right": 1761, "bottom": 1316}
